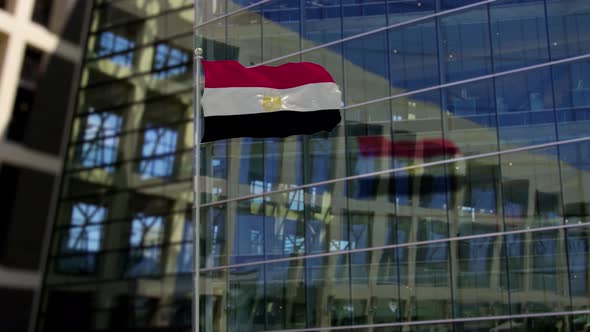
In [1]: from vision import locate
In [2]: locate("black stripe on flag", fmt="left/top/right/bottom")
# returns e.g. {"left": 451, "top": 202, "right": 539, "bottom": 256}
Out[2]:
{"left": 202, "top": 109, "right": 341, "bottom": 142}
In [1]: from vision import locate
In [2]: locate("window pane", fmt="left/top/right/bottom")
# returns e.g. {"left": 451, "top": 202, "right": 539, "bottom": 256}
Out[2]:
{"left": 262, "top": 0, "right": 300, "bottom": 62}
{"left": 547, "top": 0, "right": 590, "bottom": 60}
{"left": 454, "top": 234, "right": 510, "bottom": 319}
{"left": 496, "top": 68, "right": 556, "bottom": 149}
{"left": 501, "top": 147, "right": 563, "bottom": 230}
{"left": 553, "top": 59, "right": 590, "bottom": 140}
{"left": 490, "top": 0, "right": 549, "bottom": 72}
{"left": 439, "top": 6, "right": 492, "bottom": 82}
{"left": 344, "top": 31, "right": 390, "bottom": 105}
{"left": 443, "top": 78, "right": 498, "bottom": 156}
{"left": 302, "top": 0, "right": 342, "bottom": 48}
{"left": 389, "top": 19, "right": 439, "bottom": 93}
{"left": 343, "top": 0, "right": 387, "bottom": 37}
{"left": 227, "top": 7, "right": 262, "bottom": 66}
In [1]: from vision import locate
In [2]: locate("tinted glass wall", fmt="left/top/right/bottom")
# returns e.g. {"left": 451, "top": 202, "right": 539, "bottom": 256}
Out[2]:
{"left": 38, "top": 0, "right": 590, "bottom": 332}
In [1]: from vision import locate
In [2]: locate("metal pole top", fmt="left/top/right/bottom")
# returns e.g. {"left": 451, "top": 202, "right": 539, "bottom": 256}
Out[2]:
{"left": 195, "top": 48, "right": 203, "bottom": 58}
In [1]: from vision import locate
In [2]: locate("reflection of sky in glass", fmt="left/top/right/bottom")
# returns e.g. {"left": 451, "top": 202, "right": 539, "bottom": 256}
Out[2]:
{"left": 97, "top": 31, "right": 135, "bottom": 66}
{"left": 250, "top": 180, "right": 271, "bottom": 204}
{"left": 66, "top": 203, "right": 106, "bottom": 252}
{"left": 125, "top": 214, "right": 164, "bottom": 277}
{"left": 139, "top": 126, "right": 178, "bottom": 179}
{"left": 130, "top": 214, "right": 164, "bottom": 247}
{"left": 153, "top": 44, "right": 189, "bottom": 79}
{"left": 283, "top": 234, "right": 305, "bottom": 254}
{"left": 80, "top": 112, "right": 122, "bottom": 171}
{"left": 288, "top": 187, "right": 304, "bottom": 211}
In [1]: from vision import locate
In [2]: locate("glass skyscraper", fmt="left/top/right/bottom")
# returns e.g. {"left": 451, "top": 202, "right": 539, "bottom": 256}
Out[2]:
{"left": 37, "top": 0, "right": 590, "bottom": 331}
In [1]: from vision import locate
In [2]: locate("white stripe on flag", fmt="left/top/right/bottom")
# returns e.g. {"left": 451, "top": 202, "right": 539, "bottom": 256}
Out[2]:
{"left": 201, "top": 82, "right": 342, "bottom": 117}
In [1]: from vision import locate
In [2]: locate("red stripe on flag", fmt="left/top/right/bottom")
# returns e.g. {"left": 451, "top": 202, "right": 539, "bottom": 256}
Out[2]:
{"left": 202, "top": 60, "right": 336, "bottom": 89}
{"left": 357, "top": 136, "right": 461, "bottom": 158}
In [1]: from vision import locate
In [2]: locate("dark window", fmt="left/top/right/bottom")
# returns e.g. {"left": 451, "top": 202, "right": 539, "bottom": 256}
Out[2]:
{"left": 0, "top": 164, "right": 19, "bottom": 255}
{"left": 21, "top": 47, "right": 44, "bottom": 84}
{"left": 0, "top": 164, "right": 54, "bottom": 270}
{"left": 0, "top": 289, "right": 33, "bottom": 332}
{"left": 32, "top": 0, "right": 53, "bottom": 27}
{"left": 7, "top": 88, "right": 35, "bottom": 142}
{"left": 7, "top": 47, "right": 44, "bottom": 142}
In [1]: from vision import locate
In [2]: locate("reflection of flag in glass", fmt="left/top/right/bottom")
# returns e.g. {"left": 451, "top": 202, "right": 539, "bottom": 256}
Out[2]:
{"left": 357, "top": 136, "right": 461, "bottom": 159}
{"left": 201, "top": 60, "right": 342, "bottom": 142}
{"left": 355, "top": 136, "right": 464, "bottom": 203}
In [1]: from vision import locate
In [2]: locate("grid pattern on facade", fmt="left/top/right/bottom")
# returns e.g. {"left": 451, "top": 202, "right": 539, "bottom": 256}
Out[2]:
{"left": 38, "top": 0, "right": 590, "bottom": 332}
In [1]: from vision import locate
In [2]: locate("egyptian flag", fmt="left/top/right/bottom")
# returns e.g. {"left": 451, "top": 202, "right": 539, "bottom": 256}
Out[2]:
{"left": 201, "top": 60, "right": 342, "bottom": 142}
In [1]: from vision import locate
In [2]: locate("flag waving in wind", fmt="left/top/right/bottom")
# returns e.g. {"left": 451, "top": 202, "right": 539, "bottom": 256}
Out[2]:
{"left": 200, "top": 60, "right": 342, "bottom": 142}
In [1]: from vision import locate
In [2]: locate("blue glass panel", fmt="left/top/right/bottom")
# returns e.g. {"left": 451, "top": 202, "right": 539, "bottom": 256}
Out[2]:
{"left": 490, "top": 0, "right": 549, "bottom": 72}
{"left": 346, "top": 101, "right": 391, "bottom": 200}
{"left": 389, "top": 19, "right": 439, "bottom": 92}
{"left": 388, "top": 0, "right": 435, "bottom": 24}
{"left": 439, "top": 6, "right": 492, "bottom": 82}
{"left": 343, "top": 0, "right": 387, "bottom": 37}
{"left": 495, "top": 68, "right": 556, "bottom": 148}
{"left": 302, "top": 0, "right": 342, "bottom": 47}
{"left": 443, "top": 78, "right": 498, "bottom": 156}
{"left": 344, "top": 31, "right": 389, "bottom": 105}
{"left": 547, "top": 0, "right": 590, "bottom": 60}
{"left": 441, "top": 0, "right": 482, "bottom": 10}
{"left": 553, "top": 60, "right": 590, "bottom": 140}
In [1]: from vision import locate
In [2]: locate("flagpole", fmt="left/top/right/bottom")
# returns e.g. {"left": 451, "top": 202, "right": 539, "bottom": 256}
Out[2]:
{"left": 193, "top": 47, "right": 203, "bottom": 332}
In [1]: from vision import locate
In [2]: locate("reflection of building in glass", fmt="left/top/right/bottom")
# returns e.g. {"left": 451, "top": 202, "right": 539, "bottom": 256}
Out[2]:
{"left": 36, "top": 0, "right": 590, "bottom": 332}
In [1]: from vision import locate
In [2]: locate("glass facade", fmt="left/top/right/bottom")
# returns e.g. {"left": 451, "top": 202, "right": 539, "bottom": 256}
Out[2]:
{"left": 38, "top": 0, "right": 590, "bottom": 331}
